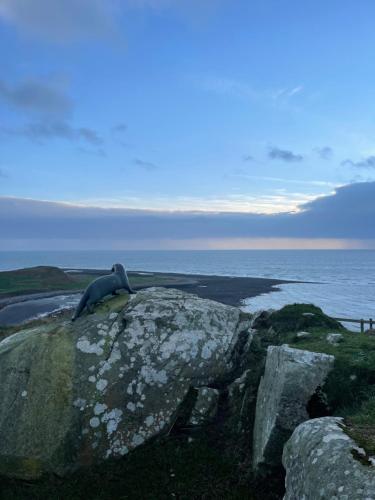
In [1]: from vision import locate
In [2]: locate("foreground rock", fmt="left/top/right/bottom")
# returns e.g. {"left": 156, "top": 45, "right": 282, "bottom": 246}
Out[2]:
{"left": 283, "top": 417, "right": 375, "bottom": 499}
{"left": 252, "top": 345, "right": 334, "bottom": 473}
{"left": 0, "top": 288, "right": 251, "bottom": 479}
{"left": 326, "top": 333, "right": 344, "bottom": 345}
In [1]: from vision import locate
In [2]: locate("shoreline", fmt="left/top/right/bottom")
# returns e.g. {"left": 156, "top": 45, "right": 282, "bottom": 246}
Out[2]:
{"left": 0, "top": 269, "right": 301, "bottom": 327}
{"left": 0, "top": 269, "right": 299, "bottom": 307}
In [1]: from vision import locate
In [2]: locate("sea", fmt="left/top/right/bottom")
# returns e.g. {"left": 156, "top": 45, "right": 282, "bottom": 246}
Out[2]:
{"left": 1, "top": 250, "right": 374, "bottom": 329}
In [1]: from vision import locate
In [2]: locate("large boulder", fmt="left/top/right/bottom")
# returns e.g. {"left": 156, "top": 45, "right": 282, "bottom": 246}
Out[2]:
{"left": 283, "top": 417, "right": 375, "bottom": 499}
{"left": 252, "top": 345, "right": 334, "bottom": 473}
{"left": 0, "top": 288, "right": 252, "bottom": 479}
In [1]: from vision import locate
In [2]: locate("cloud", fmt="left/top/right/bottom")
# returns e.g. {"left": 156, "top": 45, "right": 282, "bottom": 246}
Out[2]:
{"left": 314, "top": 146, "right": 333, "bottom": 160}
{"left": 0, "top": 120, "right": 103, "bottom": 146}
{"left": 268, "top": 147, "right": 303, "bottom": 162}
{"left": 112, "top": 123, "right": 127, "bottom": 133}
{"left": 0, "top": 0, "right": 118, "bottom": 43}
{"left": 1, "top": 182, "right": 375, "bottom": 243}
{"left": 273, "top": 86, "right": 303, "bottom": 99}
{"left": 195, "top": 76, "right": 304, "bottom": 105}
{"left": 0, "top": 79, "right": 72, "bottom": 116}
{"left": 341, "top": 156, "right": 375, "bottom": 168}
{"left": 0, "top": 77, "right": 103, "bottom": 149}
{"left": 195, "top": 76, "right": 260, "bottom": 101}
{"left": 133, "top": 158, "right": 159, "bottom": 170}
{"left": 242, "top": 155, "right": 254, "bottom": 162}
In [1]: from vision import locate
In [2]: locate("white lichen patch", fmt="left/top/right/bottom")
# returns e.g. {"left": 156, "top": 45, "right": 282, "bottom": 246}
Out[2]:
{"left": 201, "top": 339, "right": 218, "bottom": 360}
{"left": 101, "top": 408, "right": 123, "bottom": 435}
{"left": 322, "top": 432, "right": 350, "bottom": 443}
{"left": 131, "top": 434, "right": 145, "bottom": 447}
{"left": 108, "top": 322, "right": 120, "bottom": 339}
{"left": 140, "top": 366, "right": 168, "bottom": 385}
{"left": 94, "top": 403, "right": 108, "bottom": 415}
{"left": 127, "top": 402, "right": 136, "bottom": 412}
{"left": 90, "top": 417, "right": 100, "bottom": 428}
{"left": 21, "top": 390, "right": 27, "bottom": 398}
{"left": 145, "top": 415, "right": 154, "bottom": 427}
{"left": 76, "top": 336, "right": 105, "bottom": 356}
{"left": 96, "top": 379, "right": 108, "bottom": 392}
{"left": 73, "top": 398, "right": 86, "bottom": 409}
{"left": 109, "top": 312, "right": 118, "bottom": 320}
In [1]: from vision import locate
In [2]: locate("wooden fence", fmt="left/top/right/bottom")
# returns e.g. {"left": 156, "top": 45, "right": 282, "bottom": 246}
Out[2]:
{"left": 332, "top": 317, "right": 374, "bottom": 333}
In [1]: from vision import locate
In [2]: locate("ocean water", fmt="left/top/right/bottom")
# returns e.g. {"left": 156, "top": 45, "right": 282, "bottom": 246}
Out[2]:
{"left": 0, "top": 250, "right": 374, "bottom": 328}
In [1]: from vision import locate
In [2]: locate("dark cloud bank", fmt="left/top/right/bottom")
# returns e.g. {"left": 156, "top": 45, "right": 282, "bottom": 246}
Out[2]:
{"left": 0, "top": 182, "right": 374, "bottom": 241}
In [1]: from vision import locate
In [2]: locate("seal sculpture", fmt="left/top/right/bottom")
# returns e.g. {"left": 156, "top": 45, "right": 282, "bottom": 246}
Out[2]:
{"left": 72, "top": 263, "right": 135, "bottom": 321}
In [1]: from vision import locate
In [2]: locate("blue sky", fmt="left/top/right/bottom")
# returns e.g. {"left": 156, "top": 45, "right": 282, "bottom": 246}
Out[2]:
{"left": 1, "top": 0, "right": 375, "bottom": 249}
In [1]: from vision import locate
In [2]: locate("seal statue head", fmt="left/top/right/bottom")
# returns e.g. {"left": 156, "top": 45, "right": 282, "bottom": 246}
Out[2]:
{"left": 71, "top": 262, "right": 135, "bottom": 321}
{"left": 111, "top": 263, "right": 135, "bottom": 293}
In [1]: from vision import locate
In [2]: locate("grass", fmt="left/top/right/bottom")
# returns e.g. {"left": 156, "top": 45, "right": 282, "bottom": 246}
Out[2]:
{"left": 270, "top": 305, "right": 375, "bottom": 455}
{"left": 0, "top": 267, "right": 91, "bottom": 296}
{"left": 0, "top": 429, "right": 268, "bottom": 500}
{"left": 0, "top": 267, "right": 195, "bottom": 298}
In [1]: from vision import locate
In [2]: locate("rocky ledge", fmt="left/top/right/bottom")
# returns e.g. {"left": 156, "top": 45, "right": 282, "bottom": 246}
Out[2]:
{"left": 0, "top": 287, "right": 252, "bottom": 479}
{"left": 0, "top": 288, "right": 375, "bottom": 500}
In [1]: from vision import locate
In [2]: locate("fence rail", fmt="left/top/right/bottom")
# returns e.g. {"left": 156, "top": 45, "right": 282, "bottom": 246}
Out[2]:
{"left": 332, "top": 317, "right": 374, "bottom": 333}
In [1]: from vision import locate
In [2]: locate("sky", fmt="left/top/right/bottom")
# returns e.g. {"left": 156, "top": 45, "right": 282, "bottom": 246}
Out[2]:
{"left": 1, "top": 0, "right": 375, "bottom": 250}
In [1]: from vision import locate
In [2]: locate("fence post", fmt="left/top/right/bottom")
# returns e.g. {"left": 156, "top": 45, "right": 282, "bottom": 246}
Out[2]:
{"left": 361, "top": 319, "right": 365, "bottom": 333}
{"left": 370, "top": 318, "right": 373, "bottom": 330}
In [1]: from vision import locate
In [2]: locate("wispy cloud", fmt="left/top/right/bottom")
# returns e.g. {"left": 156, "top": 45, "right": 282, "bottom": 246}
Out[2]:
{"left": 231, "top": 172, "right": 337, "bottom": 188}
{"left": 242, "top": 155, "right": 254, "bottom": 162}
{"left": 0, "top": 120, "right": 104, "bottom": 147}
{"left": 0, "top": 0, "right": 119, "bottom": 43}
{"left": 0, "top": 78, "right": 72, "bottom": 116}
{"left": 112, "top": 123, "right": 127, "bottom": 133}
{"left": 133, "top": 158, "right": 159, "bottom": 170}
{"left": 272, "top": 86, "right": 303, "bottom": 99}
{"left": 341, "top": 156, "right": 375, "bottom": 168}
{"left": 194, "top": 75, "right": 303, "bottom": 104}
{"left": 268, "top": 147, "right": 303, "bottom": 162}
{"left": 314, "top": 146, "right": 333, "bottom": 160}
{"left": 195, "top": 76, "right": 260, "bottom": 100}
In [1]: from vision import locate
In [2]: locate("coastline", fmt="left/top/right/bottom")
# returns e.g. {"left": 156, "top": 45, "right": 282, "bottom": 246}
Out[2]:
{"left": 0, "top": 269, "right": 299, "bottom": 327}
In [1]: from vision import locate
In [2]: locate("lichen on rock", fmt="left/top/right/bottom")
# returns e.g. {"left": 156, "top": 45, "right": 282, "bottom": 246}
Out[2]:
{"left": 252, "top": 344, "right": 334, "bottom": 473}
{"left": 283, "top": 417, "right": 375, "bottom": 500}
{"left": 0, "top": 287, "right": 253, "bottom": 479}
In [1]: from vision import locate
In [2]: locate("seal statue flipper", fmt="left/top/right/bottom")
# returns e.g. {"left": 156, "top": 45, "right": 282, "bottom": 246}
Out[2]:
{"left": 72, "top": 289, "right": 90, "bottom": 321}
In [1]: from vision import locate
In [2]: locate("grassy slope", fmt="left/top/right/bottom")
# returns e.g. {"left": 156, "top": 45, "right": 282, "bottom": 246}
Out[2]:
{"left": 0, "top": 267, "right": 89, "bottom": 296}
{"left": 0, "top": 267, "right": 194, "bottom": 298}
{"left": 273, "top": 305, "right": 375, "bottom": 455}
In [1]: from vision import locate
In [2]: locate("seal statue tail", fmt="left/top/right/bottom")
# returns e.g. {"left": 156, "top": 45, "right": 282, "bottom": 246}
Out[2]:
{"left": 72, "top": 289, "right": 89, "bottom": 321}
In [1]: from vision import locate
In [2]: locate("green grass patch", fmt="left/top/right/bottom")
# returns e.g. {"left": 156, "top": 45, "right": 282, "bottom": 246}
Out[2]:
{"left": 270, "top": 304, "right": 375, "bottom": 455}
{"left": 0, "top": 267, "right": 194, "bottom": 298}
{"left": 267, "top": 303, "right": 345, "bottom": 334}
{"left": 0, "top": 433, "right": 262, "bottom": 500}
{"left": 0, "top": 267, "right": 91, "bottom": 297}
